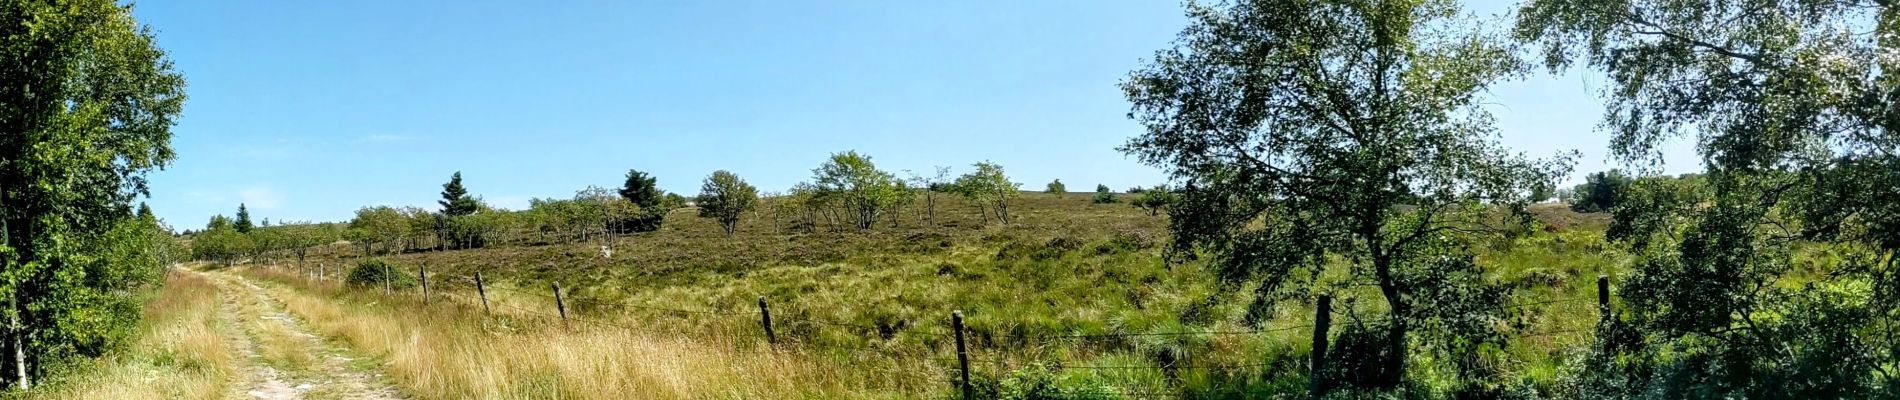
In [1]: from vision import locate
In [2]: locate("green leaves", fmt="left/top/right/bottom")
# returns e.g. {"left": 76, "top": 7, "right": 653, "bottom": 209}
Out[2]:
{"left": 1519, "top": 0, "right": 1900, "bottom": 395}
{"left": 811, "top": 151, "right": 910, "bottom": 230}
{"left": 696, "top": 170, "right": 759, "bottom": 236}
{"left": 1124, "top": 0, "right": 1571, "bottom": 389}
{"left": 1, "top": 0, "right": 186, "bottom": 383}
{"left": 618, "top": 169, "right": 663, "bottom": 209}
{"left": 951, "top": 161, "right": 1020, "bottom": 224}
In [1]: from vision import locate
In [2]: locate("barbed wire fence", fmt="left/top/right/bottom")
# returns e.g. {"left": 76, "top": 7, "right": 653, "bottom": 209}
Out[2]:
{"left": 263, "top": 262, "right": 1617, "bottom": 399}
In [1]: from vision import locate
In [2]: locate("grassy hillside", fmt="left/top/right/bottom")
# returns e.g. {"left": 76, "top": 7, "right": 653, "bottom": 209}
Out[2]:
{"left": 272, "top": 193, "right": 1621, "bottom": 398}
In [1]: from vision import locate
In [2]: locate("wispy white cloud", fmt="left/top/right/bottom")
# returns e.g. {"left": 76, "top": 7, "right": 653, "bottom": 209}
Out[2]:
{"left": 359, "top": 134, "right": 418, "bottom": 143}
{"left": 238, "top": 186, "right": 285, "bottom": 211}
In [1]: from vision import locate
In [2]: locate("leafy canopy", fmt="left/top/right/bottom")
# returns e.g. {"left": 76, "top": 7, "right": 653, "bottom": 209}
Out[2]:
{"left": 1123, "top": 0, "right": 1571, "bottom": 389}
{"left": 696, "top": 170, "right": 759, "bottom": 236}
{"left": 0, "top": 0, "right": 187, "bottom": 385}
{"left": 951, "top": 161, "right": 1020, "bottom": 224}
{"left": 811, "top": 151, "right": 908, "bottom": 230}
{"left": 1566, "top": 169, "right": 1630, "bottom": 213}
{"left": 1517, "top": 0, "right": 1899, "bottom": 396}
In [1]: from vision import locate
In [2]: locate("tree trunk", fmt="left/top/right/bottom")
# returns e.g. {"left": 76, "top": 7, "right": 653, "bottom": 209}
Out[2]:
{"left": 925, "top": 192, "right": 936, "bottom": 225}
{"left": 1373, "top": 256, "right": 1407, "bottom": 388}
{"left": 996, "top": 199, "right": 1011, "bottom": 224}
{"left": 11, "top": 295, "right": 26, "bottom": 391}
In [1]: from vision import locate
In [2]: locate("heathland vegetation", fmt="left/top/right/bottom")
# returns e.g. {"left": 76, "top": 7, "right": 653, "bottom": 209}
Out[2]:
{"left": 5, "top": 0, "right": 1900, "bottom": 399}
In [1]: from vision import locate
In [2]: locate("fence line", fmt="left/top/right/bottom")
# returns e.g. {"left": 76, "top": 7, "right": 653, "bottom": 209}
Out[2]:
{"left": 258, "top": 264, "right": 1618, "bottom": 399}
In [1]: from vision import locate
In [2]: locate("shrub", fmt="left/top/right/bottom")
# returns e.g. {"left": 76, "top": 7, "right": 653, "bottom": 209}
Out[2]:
{"left": 993, "top": 364, "right": 1120, "bottom": 400}
{"left": 346, "top": 259, "right": 418, "bottom": 289}
{"left": 1091, "top": 184, "right": 1116, "bottom": 204}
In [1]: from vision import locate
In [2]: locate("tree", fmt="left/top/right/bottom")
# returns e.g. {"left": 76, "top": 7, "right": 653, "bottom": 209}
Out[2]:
{"left": 618, "top": 169, "right": 662, "bottom": 209}
{"left": 905, "top": 166, "right": 952, "bottom": 226}
{"left": 435, "top": 172, "right": 483, "bottom": 249}
{"left": 190, "top": 225, "right": 247, "bottom": 266}
{"left": 1090, "top": 184, "right": 1116, "bottom": 204}
{"left": 439, "top": 172, "right": 478, "bottom": 217}
{"left": 0, "top": 0, "right": 187, "bottom": 388}
{"left": 951, "top": 162, "right": 1021, "bottom": 224}
{"left": 206, "top": 214, "right": 234, "bottom": 231}
{"left": 663, "top": 193, "right": 689, "bottom": 210}
{"left": 1046, "top": 179, "right": 1067, "bottom": 196}
{"left": 1518, "top": 1, "right": 1898, "bottom": 396}
{"left": 1122, "top": 0, "right": 1570, "bottom": 390}
{"left": 696, "top": 171, "right": 758, "bottom": 237}
{"left": 1130, "top": 185, "right": 1177, "bottom": 216}
{"left": 571, "top": 186, "right": 639, "bottom": 239}
{"left": 614, "top": 170, "right": 666, "bottom": 233}
{"left": 1527, "top": 180, "right": 1556, "bottom": 203}
{"left": 812, "top": 151, "right": 907, "bottom": 230}
{"left": 348, "top": 206, "right": 408, "bottom": 255}
{"left": 275, "top": 222, "right": 339, "bottom": 269}
{"left": 1566, "top": 170, "right": 1630, "bottom": 213}
{"left": 234, "top": 203, "right": 254, "bottom": 233}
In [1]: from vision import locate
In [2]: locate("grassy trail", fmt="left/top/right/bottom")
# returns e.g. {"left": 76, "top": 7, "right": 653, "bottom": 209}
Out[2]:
{"left": 201, "top": 268, "right": 403, "bottom": 400}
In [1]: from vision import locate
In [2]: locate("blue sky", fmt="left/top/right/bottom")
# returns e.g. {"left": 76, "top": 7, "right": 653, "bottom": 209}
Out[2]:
{"left": 131, "top": 0, "right": 1697, "bottom": 227}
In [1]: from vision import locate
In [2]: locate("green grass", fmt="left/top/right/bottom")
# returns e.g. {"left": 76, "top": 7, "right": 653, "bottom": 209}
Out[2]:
{"left": 275, "top": 193, "right": 1624, "bottom": 398}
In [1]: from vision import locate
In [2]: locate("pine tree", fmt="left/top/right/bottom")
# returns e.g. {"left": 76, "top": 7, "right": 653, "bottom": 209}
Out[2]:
{"left": 234, "top": 204, "right": 254, "bottom": 233}
{"left": 618, "top": 169, "right": 661, "bottom": 209}
{"left": 439, "top": 172, "right": 478, "bottom": 216}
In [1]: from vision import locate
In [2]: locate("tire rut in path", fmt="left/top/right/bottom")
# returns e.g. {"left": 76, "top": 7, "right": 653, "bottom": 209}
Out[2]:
{"left": 203, "top": 269, "right": 402, "bottom": 400}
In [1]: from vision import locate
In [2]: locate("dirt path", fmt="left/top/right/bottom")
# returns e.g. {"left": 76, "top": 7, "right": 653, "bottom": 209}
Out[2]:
{"left": 200, "top": 269, "right": 402, "bottom": 400}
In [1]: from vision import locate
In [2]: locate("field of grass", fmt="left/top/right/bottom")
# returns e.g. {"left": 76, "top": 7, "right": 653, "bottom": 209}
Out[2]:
{"left": 21, "top": 271, "right": 238, "bottom": 400}
{"left": 256, "top": 193, "right": 1622, "bottom": 398}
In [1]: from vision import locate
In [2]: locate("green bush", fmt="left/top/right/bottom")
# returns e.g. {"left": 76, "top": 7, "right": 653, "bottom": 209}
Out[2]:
{"left": 992, "top": 364, "right": 1121, "bottom": 400}
{"left": 346, "top": 259, "right": 418, "bottom": 289}
{"left": 1091, "top": 184, "right": 1117, "bottom": 204}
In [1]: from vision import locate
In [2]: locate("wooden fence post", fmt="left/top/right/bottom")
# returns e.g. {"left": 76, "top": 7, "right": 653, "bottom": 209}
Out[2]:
{"left": 1310, "top": 294, "right": 1332, "bottom": 398}
{"left": 758, "top": 297, "right": 776, "bottom": 345}
{"left": 318, "top": 263, "right": 325, "bottom": 283}
{"left": 475, "top": 270, "right": 490, "bottom": 315}
{"left": 953, "top": 310, "right": 970, "bottom": 400}
{"left": 553, "top": 282, "right": 569, "bottom": 331}
{"left": 419, "top": 264, "right": 430, "bottom": 304}
{"left": 382, "top": 264, "right": 392, "bottom": 295}
{"left": 1597, "top": 275, "right": 1611, "bottom": 321}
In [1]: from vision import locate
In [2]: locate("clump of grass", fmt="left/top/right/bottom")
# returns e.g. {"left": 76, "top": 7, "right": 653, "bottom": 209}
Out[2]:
{"left": 25, "top": 270, "right": 236, "bottom": 400}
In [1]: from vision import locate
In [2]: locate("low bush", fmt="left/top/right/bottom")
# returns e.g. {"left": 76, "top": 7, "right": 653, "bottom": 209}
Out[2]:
{"left": 346, "top": 259, "right": 418, "bottom": 289}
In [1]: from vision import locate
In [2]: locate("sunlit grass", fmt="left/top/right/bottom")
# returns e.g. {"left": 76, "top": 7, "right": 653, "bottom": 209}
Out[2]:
{"left": 252, "top": 197, "right": 1628, "bottom": 397}
{"left": 245, "top": 266, "right": 906, "bottom": 399}
{"left": 25, "top": 270, "right": 237, "bottom": 400}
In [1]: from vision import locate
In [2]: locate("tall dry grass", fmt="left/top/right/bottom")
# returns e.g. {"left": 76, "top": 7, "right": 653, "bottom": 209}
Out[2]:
{"left": 244, "top": 267, "right": 925, "bottom": 399}
{"left": 27, "top": 270, "right": 236, "bottom": 400}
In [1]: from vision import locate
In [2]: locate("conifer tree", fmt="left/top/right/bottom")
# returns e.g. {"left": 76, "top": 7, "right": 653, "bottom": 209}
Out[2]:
{"left": 234, "top": 203, "right": 254, "bottom": 233}
{"left": 439, "top": 172, "right": 478, "bottom": 217}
